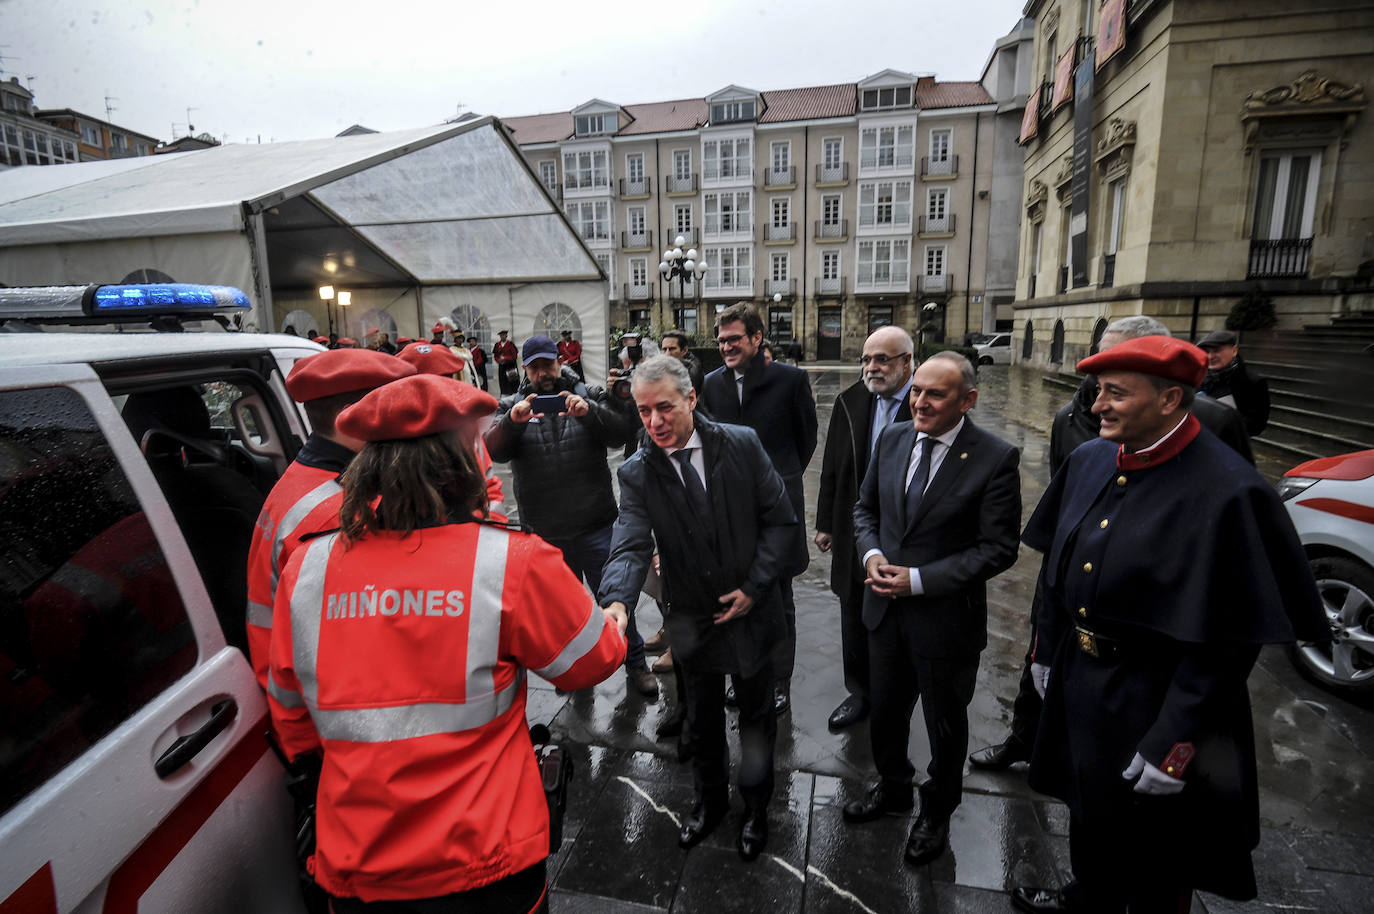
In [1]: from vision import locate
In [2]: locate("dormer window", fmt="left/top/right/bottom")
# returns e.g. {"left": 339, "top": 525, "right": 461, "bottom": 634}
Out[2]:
{"left": 711, "top": 100, "right": 756, "bottom": 124}
{"left": 861, "top": 86, "right": 912, "bottom": 110}
{"left": 574, "top": 113, "right": 613, "bottom": 137}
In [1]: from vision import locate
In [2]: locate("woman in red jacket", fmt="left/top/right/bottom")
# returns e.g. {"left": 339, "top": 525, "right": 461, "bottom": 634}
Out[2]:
{"left": 267, "top": 374, "right": 626, "bottom": 914}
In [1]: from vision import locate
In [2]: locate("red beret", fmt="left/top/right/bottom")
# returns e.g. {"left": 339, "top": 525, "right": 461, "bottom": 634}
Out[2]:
{"left": 1077, "top": 335, "right": 1207, "bottom": 387}
{"left": 396, "top": 342, "right": 466, "bottom": 376}
{"left": 285, "top": 349, "right": 416, "bottom": 402}
{"left": 336, "top": 374, "right": 498, "bottom": 441}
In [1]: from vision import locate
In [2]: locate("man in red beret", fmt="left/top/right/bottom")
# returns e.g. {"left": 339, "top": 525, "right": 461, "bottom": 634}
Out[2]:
{"left": 244, "top": 348, "right": 416, "bottom": 694}
{"left": 1011, "top": 336, "right": 1328, "bottom": 914}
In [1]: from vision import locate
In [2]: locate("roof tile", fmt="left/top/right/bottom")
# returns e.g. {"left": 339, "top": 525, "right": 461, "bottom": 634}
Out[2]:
{"left": 759, "top": 84, "right": 856, "bottom": 122}
{"left": 916, "top": 81, "right": 993, "bottom": 109}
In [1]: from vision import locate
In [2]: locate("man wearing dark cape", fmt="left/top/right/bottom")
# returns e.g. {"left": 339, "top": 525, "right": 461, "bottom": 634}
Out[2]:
{"left": 1012, "top": 336, "right": 1327, "bottom": 914}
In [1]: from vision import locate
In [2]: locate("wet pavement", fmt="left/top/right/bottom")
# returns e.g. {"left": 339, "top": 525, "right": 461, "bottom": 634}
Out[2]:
{"left": 498, "top": 363, "right": 1374, "bottom": 913}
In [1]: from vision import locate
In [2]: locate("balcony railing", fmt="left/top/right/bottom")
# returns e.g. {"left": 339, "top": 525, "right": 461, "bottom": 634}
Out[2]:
{"left": 767, "top": 278, "right": 797, "bottom": 299}
{"left": 816, "top": 162, "right": 849, "bottom": 184}
{"left": 859, "top": 150, "right": 915, "bottom": 170}
{"left": 621, "top": 230, "right": 653, "bottom": 250}
{"left": 666, "top": 174, "right": 698, "bottom": 194}
{"left": 666, "top": 227, "right": 697, "bottom": 245}
{"left": 619, "top": 177, "right": 652, "bottom": 197}
{"left": 1101, "top": 253, "right": 1116, "bottom": 288}
{"left": 1248, "top": 238, "right": 1311, "bottom": 279}
{"left": 703, "top": 217, "right": 753, "bottom": 237}
{"left": 815, "top": 276, "right": 847, "bottom": 296}
{"left": 624, "top": 282, "right": 653, "bottom": 301}
{"left": 765, "top": 222, "right": 796, "bottom": 243}
{"left": 921, "top": 155, "right": 959, "bottom": 178}
{"left": 918, "top": 214, "right": 956, "bottom": 234}
{"left": 814, "top": 218, "right": 849, "bottom": 240}
{"left": 919, "top": 273, "right": 954, "bottom": 294}
{"left": 764, "top": 166, "right": 796, "bottom": 188}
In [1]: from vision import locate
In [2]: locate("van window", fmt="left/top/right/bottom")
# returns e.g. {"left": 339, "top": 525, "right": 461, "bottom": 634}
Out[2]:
{"left": 0, "top": 386, "right": 196, "bottom": 816}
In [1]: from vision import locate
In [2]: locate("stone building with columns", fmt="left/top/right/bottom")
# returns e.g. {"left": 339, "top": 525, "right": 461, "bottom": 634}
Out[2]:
{"left": 1013, "top": 0, "right": 1372, "bottom": 370}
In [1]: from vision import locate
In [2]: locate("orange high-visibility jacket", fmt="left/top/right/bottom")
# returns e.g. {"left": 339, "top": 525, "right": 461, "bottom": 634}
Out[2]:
{"left": 266, "top": 521, "right": 624, "bottom": 902}
{"left": 247, "top": 442, "right": 506, "bottom": 692}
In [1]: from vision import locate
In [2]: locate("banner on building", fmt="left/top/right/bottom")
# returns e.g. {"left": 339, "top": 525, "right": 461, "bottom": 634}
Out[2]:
{"left": 1019, "top": 85, "right": 1041, "bottom": 144}
{"left": 1096, "top": 0, "right": 1128, "bottom": 70}
{"left": 1051, "top": 46, "right": 1076, "bottom": 112}
{"left": 1070, "top": 49, "right": 1095, "bottom": 289}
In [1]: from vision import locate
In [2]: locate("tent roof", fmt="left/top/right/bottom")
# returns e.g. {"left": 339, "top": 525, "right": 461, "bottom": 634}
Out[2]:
{"left": 0, "top": 118, "right": 603, "bottom": 287}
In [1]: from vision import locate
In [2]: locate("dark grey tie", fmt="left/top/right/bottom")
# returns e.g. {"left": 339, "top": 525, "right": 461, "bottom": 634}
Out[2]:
{"left": 904, "top": 436, "right": 934, "bottom": 523}
{"left": 672, "top": 448, "right": 711, "bottom": 523}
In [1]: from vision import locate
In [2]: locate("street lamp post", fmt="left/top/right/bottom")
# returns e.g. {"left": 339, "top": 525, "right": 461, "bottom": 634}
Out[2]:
{"left": 337, "top": 290, "right": 351, "bottom": 339}
{"left": 318, "top": 285, "right": 336, "bottom": 341}
{"left": 659, "top": 234, "right": 707, "bottom": 334}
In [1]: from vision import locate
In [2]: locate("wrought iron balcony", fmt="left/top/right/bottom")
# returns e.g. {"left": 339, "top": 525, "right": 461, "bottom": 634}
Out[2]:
{"left": 765, "top": 222, "right": 796, "bottom": 243}
{"left": 764, "top": 166, "right": 796, "bottom": 188}
{"left": 921, "top": 155, "right": 959, "bottom": 178}
{"left": 815, "top": 162, "right": 849, "bottom": 185}
{"left": 665, "top": 174, "right": 698, "bottom": 195}
{"left": 620, "top": 230, "right": 653, "bottom": 250}
{"left": 814, "top": 218, "right": 849, "bottom": 240}
{"left": 815, "top": 276, "right": 847, "bottom": 297}
{"left": 766, "top": 278, "right": 797, "bottom": 299}
{"left": 919, "top": 273, "right": 953, "bottom": 295}
{"left": 619, "top": 177, "right": 652, "bottom": 197}
{"left": 624, "top": 283, "right": 653, "bottom": 301}
{"left": 665, "top": 227, "right": 697, "bottom": 245}
{"left": 1248, "top": 238, "right": 1311, "bottom": 279}
{"left": 918, "top": 214, "right": 956, "bottom": 235}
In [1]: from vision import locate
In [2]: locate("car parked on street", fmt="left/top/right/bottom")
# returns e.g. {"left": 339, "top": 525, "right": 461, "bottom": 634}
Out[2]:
{"left": 0, "top": 284, "right": 318, "bottom": 913}
{"left": 974, "top": 332, "right": 1012, "bottom": 365}
{"left": 1278, "top": 449, "right": 1374, "bottom": 699}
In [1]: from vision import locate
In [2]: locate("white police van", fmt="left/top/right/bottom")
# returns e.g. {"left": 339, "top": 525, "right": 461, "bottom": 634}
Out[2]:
{"left": 0, "top": 284, "right": 320, "bottom": 913}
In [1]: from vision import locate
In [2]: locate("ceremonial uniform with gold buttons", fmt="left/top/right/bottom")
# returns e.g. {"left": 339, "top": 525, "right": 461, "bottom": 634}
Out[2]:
{"left": 1021, "top": 338, "right": 1326, "bottom": 911}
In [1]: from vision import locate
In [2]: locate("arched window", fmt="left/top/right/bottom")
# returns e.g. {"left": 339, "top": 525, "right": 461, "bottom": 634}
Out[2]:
{"left": 120, "top": 268, "right": 177, "bottom": 283}
{"left": 449, "top": 305, "right": 491, "bottom": 349}
{"left": 533, "top": 301, "right": 582, "bottom": 340}
{"left": 1050, "top": 320, "right": 1066, "bottom": 364}
{"left": 1090, "top": 317, "right": 1109, "bottom": 355}
{"left": 1022, "top": 319, "right": 1034, "bottom": 360}
{"left": 280, "top": 309, "right": 318, "bottom": 338}
{"left": 357, "top": 309, "right": 398, "bottom": 344}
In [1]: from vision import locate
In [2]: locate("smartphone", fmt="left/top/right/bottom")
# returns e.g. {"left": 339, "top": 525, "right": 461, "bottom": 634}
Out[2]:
{"left": 531, "top": 394, "right": 565, "bottom": 415}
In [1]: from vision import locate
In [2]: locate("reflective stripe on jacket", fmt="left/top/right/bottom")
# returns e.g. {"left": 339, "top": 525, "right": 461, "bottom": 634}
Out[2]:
{"left": 266, "top": 521, "right": 625, "bottom": 902}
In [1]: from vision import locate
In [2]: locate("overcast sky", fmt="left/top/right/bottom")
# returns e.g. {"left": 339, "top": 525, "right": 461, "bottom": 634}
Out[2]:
{"left": 5, "top": 0, "right": 1027, "bottom": 145}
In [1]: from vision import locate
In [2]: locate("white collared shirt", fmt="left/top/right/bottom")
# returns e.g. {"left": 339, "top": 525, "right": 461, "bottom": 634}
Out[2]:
{"left": 870, "top": 377, "right": 914, "bottom": 455}
{"left": 664, "top": 430, "right": 707, "bottom": 493}
{"left": 733, "top": 369, "right": 746, "bottom": 404}
{"left": 864, "top": 416, "right": 966, "bottom": 596}
{"left": 1131, "top": 415, "right": 1190, "bottom": 456}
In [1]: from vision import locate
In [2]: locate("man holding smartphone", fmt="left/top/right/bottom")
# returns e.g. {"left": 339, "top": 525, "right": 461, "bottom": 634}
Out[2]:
{"left": 485, "top": 335, "right": 658, "bottom": 698}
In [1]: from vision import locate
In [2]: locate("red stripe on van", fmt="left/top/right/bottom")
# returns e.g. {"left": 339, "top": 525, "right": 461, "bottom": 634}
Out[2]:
{"left": 1295, "top": 497, "right": 1374, "bottom": 526}
{"left": 102, "top": 714, "right": 273, "bottom": 914}
{"left": 0, "top": 863, "right": 57, "bottom": 914}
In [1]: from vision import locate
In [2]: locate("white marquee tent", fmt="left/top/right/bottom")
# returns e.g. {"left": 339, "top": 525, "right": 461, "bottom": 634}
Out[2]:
{"left": 0, "top": 118, "right": 610, "bottom": 377}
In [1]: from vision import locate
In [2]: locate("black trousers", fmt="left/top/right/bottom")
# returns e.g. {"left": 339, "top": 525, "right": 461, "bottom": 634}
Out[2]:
{"left": 1067, "top": 817, "right": 1193, "bottom": 913}
{"left": 868, "top": 611, "right": 978, "bottom": 821}
{"left": 770, "top": 474, "right": 807, "bottom": 687}
{"left": 1005, "top": 589, "right": 1046, "bottom": 748}
{"left": 838, "top": 581, "right": 869, "bottom": 700}
{"left": 497, "top": 363, "right": 518, "bottom": 395}
{"left": 683, "top": 657, "right": 776, "bottom": 811}
{"left": 328, "top": 861, "right": 548, "bottom": 914}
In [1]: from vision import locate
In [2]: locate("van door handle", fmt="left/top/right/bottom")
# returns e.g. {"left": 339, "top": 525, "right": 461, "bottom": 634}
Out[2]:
{"left": 155, "top": 699, "right": 238, "bottom": 778}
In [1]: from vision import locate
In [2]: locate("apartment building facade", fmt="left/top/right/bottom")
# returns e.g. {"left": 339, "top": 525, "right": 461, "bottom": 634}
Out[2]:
{"left": 1013, "top": 0, "right": 1372, "bottom": 368}
{"left": 503, "top": 37, "right": 1032, "bottom": 360}
{"left": 1, "top": 77, "right": 161, "bottom": 169}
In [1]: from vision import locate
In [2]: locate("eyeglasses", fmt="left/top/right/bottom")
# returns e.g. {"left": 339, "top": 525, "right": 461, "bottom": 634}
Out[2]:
{"left": 859, "top": 353, "right": 911, "bottom": 366}
{"left": 716, "top": 333, "right": 748, "bottom": 347}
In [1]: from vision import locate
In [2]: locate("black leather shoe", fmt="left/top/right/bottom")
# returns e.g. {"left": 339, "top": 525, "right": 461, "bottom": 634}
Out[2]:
{"left": 827, "top": 694, "right": 870, "bottom": 730}
{"left": 1011, "top": 886, "right": 1070, "bottom": 913}
{"left": 655, "top": 709, "right": 685, "bottom": 740}
{"left": 842, "top": 782, "right": 914, "bottom": 824}
{"left": 773, "top": 685, "right": 790, "bottom": 715}
{"left": 967, "top": 739, "right": 1031, "bottom": 771}
{"left": 737, "top": 809, "right": 768, "bottom": 861}
{"left": 627, "top": 666, "right": 660, "bottom": 699}
{"left": 903, "top": 814, "right": 948, "bottom": 866}
{"left": 678, "top": 799, "right": 728, "bottom": 849}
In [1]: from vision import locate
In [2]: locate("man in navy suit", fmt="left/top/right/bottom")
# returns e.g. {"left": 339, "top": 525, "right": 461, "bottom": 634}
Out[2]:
{"left": 846, "top": 351, "right": 1021, "bottom": 867}
{"left": 701, "top": 302, "right": 817, "bottom": 712}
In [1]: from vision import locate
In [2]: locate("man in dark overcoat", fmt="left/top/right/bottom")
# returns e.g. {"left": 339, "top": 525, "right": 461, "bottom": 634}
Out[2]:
{"left": 600, "top": 355, "right": 796, "bottom": 863}
{"left": 1011, "top": 336, "right": 1327, "bottom": 914}
{"left": 700, "top": 302, "right": 817, "bottom": 712}
{"left": 814, "top": 325, "right": 913, "bottom": 730}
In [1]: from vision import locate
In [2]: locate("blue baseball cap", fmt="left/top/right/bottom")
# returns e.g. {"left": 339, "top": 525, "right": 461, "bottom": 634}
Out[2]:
{"left": 521, "top": 334, "right": 559, "bottom": 365}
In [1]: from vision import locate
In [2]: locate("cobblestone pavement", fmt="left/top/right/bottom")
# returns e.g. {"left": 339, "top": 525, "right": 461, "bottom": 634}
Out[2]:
{"left": 495, "top": 363, "right": 1374, "bottom": 913}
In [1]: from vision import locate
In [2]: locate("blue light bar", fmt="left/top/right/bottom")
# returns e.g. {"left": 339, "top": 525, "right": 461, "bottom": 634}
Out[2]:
{"left": 86, "top": 283, "right": 252, "bottom": 315}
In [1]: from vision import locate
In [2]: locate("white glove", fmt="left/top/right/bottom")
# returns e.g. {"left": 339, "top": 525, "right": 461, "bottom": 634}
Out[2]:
{"left": 1122, "top": 752, "right": 1185, "bottom": 796}
{"left": 1031, "top": 662, "right": 1050, "bottom": 699}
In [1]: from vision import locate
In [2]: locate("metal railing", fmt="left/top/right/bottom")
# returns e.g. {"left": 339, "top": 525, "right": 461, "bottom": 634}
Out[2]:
{"left": 814, "top": 218, "right": 849, "bottom": 240}
{"left": 765, "top": 222, "right": 796, "bottom": 242}
{"left": 816, "top": 162, "right": 849, "bottom": 184}
{"left": 1247, "top": 238, "right": 1311, "bottom": 279}
{"left": 766, "top": 278, "right": 797, "bottom": 299}
{"left": 621, "top": 230, "right": 653, "bottom": 249}
{"left": 666, "top": 227, "right": 697, "bottom": 245}
{"left": 921, "top": 155, "right": 958, "bottom": 177}
{"left": 815, "top": 276, "right": 846, "bottom": 296}
{"left": 619, "top": 177, "right": 652, "bottom": 197}
{"left": 918, "top": 214, "right": 956, "bottom": 234}
{"left": 665, "top": 174, "right": 698, "bottom": 194}
{"left": 624, "top": 283, "right": 653, "bottom": 301}
{"left": 920, "top": 273, "right": 953, "bottom": 294}
{"left": 764, "top": 166, "right": 796, "bottom": 188}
